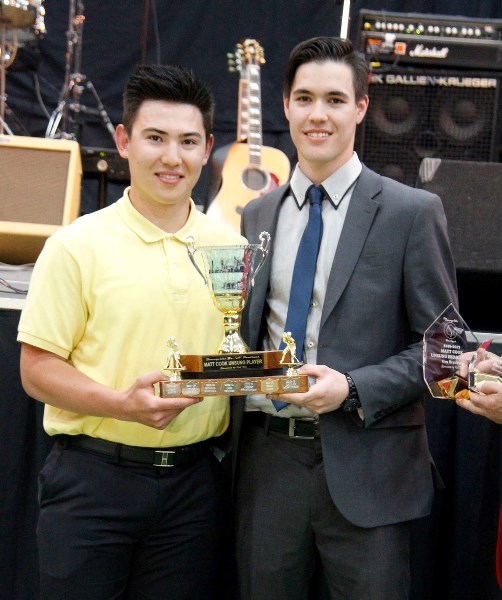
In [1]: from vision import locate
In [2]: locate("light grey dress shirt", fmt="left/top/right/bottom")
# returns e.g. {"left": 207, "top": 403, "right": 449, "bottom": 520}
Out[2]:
{"left": 245, "top": 152, "right": 363, "bottom": 417}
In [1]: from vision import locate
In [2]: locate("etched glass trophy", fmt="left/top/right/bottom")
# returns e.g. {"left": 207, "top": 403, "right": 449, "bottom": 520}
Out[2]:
{"left": 423, "top": 303, "right": 476, "bottom": 399}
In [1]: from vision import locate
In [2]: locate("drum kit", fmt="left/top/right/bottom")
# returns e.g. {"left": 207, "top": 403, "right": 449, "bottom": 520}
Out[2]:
{"left": 0, "top": 0, "right": 114, "bottom": 140}
{"left": 0, "top": 1, "right": 40, "bottom": 133}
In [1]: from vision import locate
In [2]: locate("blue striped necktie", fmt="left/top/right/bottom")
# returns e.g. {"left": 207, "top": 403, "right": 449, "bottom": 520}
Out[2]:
{"left": 273, "top": 185, "right": 324, "bottom": 411}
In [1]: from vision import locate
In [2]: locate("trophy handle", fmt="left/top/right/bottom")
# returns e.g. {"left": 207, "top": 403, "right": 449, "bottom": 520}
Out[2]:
{"left": 185, "top": 237, "right": 208, "bottom": 286}
{"left": 250, "top": 231, "right": 271, "bottom": 287}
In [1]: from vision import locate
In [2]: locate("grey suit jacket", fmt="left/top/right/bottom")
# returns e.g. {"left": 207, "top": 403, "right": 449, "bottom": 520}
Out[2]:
{"left": 233, "top": 164, "right": 458, "bottom": 528}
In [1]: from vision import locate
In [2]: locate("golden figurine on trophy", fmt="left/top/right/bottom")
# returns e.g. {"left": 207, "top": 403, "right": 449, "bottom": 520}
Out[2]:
{"left": 279, "top": 331, "right": 303, "bottom": 377}
{"left": 163, "top": 337, "right": 186, "bottom": 382}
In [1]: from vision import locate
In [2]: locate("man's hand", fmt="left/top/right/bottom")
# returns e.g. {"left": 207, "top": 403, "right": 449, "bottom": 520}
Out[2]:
{"left": 20, "top": 344, "right": 202, "bottom": 430}
{"left": 456, "top": 348, "right": 502, "bottom": 379}
{"left": 116, "top": 370, "right": 202, "bottom": 430}
{"left": 455, "top": 380, "right": 502, "bottom": 424}
{"left": 267, "top": 364, "right": 349, "bottom": 414}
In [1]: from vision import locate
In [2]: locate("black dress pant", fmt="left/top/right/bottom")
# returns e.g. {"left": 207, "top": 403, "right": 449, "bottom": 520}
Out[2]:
{"left": 235, "top": 421, "right": 411, "bottom": 600}
{"left": 37, "top": 440, "right": 226, "bottom": 600}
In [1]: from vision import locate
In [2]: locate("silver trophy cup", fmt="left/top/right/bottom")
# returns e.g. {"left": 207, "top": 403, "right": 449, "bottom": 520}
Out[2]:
{"left": 187, "top": 231, "right": 270, "bottom": 353}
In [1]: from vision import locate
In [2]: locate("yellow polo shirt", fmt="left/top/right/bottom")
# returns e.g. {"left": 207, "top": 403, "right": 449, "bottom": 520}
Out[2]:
{"left": 18, "top": 189, "right": 247, "bottom": 447}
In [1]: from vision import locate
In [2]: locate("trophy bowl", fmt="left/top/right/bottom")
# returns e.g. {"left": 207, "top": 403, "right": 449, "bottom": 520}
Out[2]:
{"left": 188, "top": 231, "right": 270, "bottom": 353}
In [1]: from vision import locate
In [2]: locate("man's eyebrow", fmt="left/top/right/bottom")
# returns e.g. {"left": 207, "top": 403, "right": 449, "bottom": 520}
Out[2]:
{"left": 142, "top": 127, "right": 167, "bottom": 135}
{"left": 141, "top": 127, "right": 203, "bottom": 139}
{"left": 180, "top": 131, "right": 203, "bottom": 139}
{"left": 291, "top": 88, "right": 349, "bottom": 99}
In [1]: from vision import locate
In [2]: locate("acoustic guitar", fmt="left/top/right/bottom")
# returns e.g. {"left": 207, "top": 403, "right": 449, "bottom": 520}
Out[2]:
{"left": 206, "top": 39, "right": 291, "bottom": 233}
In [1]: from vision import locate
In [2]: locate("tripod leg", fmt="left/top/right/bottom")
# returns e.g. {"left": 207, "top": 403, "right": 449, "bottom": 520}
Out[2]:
{"left": 86, "top": 80, "right": 116, "bottom": 140}
{"left": 0, "top": 115, "right": 14, "bottom": 135}
{"left": 45, "top": 102, "right": 65, "bottom": 138}
{"left": 4, "top": 103, "right": 30, "bottom": 136}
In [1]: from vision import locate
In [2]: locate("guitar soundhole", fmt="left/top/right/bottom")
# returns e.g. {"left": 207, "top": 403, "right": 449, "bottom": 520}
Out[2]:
{"left": 242, "top": 167, "right": 268, "bottom": 191}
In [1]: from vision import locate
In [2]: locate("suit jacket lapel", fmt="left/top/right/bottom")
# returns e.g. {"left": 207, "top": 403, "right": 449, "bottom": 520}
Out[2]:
{"left": 321, "top": 167, "right": 381, "bottom": 329}
{"left": 244, "top": 186, "right": 288, "bottom": 350}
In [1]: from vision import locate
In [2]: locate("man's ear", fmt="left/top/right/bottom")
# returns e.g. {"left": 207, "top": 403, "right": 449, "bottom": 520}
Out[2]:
{"left": 115, "top": 124, "right": 129, "bottom": 159}
{"left": 356, "top": 95, "right": 369, "bottom": 124}
{"left": 283, "top": 96, "right": 290, "bottom": 122}
{"left": 203, "top": 133, "right": 215, "bottom": 165}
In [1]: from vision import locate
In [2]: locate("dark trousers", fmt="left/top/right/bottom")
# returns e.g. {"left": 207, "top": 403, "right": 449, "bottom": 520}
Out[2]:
{"left": 235, "top": 422, "right": 411, "bottom": 600}
{"left": 38, "top": 440, "right": 226, "bottom": 600}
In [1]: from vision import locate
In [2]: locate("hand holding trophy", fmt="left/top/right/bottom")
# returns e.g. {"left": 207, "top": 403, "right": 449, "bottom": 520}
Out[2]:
{"left": 158, "top": 232, "right": 309, "bottom": 398}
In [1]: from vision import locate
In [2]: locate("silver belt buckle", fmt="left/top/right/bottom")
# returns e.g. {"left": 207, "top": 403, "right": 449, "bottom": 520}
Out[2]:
{"left": 154, "top": 450, "right": 175, "bottom": 467}
{"left": 288, "top": 417, "right": 315, "bottom": 440}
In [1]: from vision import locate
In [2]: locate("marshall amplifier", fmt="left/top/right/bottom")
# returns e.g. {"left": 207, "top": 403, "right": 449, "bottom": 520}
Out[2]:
{"left": 356, "top": 10, "right": 502, "bottom": 71}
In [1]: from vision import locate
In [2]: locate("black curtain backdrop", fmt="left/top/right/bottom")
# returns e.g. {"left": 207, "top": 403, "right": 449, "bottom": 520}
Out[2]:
{"left": 1, "top": 2, "right": 501, "bottom": 599}
{"left": 5, "top": 0, "right": 502, "bottom": 211}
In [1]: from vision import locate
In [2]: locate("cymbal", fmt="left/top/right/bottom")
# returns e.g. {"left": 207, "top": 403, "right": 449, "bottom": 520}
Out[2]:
{"left": 0, "top": 1, "right": 36, "bottom": 30}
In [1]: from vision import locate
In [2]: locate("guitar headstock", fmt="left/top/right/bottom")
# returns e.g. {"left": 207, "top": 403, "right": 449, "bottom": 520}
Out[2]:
{"left": 241, "top": 39, "right": 265, "bottom": 67}
{"left": 227, "top": 38, "right": 265, "bottom": 73}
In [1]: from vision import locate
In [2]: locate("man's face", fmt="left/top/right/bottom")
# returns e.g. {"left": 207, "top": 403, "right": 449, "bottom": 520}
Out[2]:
{"left": 116, "top": 100, "right": 213, "bottom": 215}
{"left": 283, "top": 60, "right": 368, "bottom": 183}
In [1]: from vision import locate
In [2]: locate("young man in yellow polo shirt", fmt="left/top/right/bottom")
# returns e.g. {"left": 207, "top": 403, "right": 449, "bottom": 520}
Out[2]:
{"left": 18, "top": 64, "right": 246, "bottom": 599}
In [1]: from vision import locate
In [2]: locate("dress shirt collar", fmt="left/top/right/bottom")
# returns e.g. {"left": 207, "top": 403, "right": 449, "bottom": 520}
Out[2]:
{"left": 289, "top": 152, "right": 363, "bottom": 210}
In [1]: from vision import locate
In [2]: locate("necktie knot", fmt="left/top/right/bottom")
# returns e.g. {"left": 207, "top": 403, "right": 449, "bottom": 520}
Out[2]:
{"left": 307, "top": 185, "right": 323, "bottom": 207}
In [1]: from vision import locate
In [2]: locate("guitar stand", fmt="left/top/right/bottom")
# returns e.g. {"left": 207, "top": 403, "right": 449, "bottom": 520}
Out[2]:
{"left": 45, "top": 0, "right": 114, "bottom": 142}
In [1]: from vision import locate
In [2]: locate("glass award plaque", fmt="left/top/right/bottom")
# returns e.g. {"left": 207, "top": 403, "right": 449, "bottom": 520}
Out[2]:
{"left": 423, "top": 303, "right": 477, "bottom": 399}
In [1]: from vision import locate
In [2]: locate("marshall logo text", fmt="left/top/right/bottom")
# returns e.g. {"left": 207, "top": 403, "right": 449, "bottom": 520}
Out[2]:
{"left": 409, "top": 44, "right": 449, "bottom": 59}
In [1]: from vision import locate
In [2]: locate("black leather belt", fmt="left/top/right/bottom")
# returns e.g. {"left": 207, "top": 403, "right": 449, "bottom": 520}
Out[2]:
{"left": 57, "top": 434, "right": 211, "bottom": 468}
{"left": 245, "top": 411, "right": 320, "bottom": 439}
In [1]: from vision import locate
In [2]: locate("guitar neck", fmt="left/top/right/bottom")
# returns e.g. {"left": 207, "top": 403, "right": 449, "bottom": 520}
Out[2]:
{"left": 236, "top": 75, "right": 249, "bottom": 142}
{"left": 246, "top": 63, "right": 263, "bottom": 167}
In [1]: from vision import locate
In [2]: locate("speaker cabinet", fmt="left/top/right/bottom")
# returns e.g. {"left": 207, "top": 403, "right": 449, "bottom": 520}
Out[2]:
{"left": 417, "top": 158, "right": 502, "bottom": 332}
{"left": 0, "top": 135, "right": 82, "bottom": 264}
{"left": 417, "top": 158, "right": 502, "bottom": 273}
{"left": 357, "top": 69, "right": 502, "bottom": 186}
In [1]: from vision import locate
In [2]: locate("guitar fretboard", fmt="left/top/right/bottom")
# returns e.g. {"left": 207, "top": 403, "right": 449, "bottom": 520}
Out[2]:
{"left": 247, "top": 64, "right": 263, "bottom": 167}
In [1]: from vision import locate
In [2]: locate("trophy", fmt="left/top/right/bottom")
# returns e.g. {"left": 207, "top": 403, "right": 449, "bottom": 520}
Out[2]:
{"left": 158, "top": 232, "right": 309, "bottom": 398}
{"left": 423, "top": 304, "right": 472, "bottom": 398}
{"left": 188, "top": 231, "right": 271, "bottom": 354}
{"left": 422, "top": 303, "right": 502, "bottom": 399}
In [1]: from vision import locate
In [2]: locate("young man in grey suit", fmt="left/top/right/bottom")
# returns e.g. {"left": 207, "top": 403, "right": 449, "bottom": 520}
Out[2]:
{"left": 232, "top": 37, "right": 458, "bottom": 600}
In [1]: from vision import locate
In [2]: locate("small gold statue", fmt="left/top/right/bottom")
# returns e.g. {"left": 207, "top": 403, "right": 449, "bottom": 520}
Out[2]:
{"left": 163, "top": 336, "right": 186, "bottom": 381}
{"left": 279, "top": 331, "right": 303, "bottom": 377}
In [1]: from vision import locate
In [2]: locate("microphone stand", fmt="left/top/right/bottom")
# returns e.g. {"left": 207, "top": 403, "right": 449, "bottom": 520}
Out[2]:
{"left": 45, "top": 0, "right": 114, "bottom": 142}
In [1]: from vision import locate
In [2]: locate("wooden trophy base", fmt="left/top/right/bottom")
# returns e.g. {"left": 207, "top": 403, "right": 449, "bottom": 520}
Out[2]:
{"left": 158, "top": 350, "right": 309, "bottom": 397}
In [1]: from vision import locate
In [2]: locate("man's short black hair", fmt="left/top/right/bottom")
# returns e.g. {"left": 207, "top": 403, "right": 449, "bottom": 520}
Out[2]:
{"left": 122, "top": 64, "right": 214, "bottom": 140}
{"left": 283, "top": 37, "right": 369, "bottom": 101}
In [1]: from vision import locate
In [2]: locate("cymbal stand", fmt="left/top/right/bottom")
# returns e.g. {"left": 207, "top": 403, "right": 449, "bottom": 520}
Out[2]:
{"left": 45, "top": 0, "right": 115, "bottom": 141}
{"left": 0, "top": 24, "right": 15, "bottom": 135}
